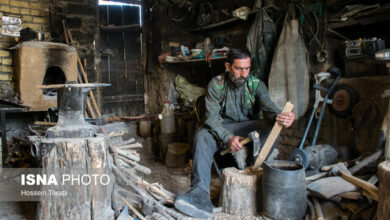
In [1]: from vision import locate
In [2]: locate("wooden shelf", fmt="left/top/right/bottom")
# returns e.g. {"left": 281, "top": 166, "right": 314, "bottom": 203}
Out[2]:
{"left": 328, "top": 12, "right": 390, "bottom": 29}
{"left": 162, "top": 56, "right": 226, "bottom": 64}
{"left": 189, "top": 10, "right": 258, "bottom": 33}
{"left": 100, "top": 24, "right": 140, "bottom": 32}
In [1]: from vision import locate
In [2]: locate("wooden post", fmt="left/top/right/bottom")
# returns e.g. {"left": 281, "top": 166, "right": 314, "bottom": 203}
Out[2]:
{"left": 377, "top": 160, "right": 390, "bottom": 219}
{"left": 219, "top": 167, "right": 262, "bottom": 216}
{"left": 38, "top": 136, "right": 114, "bottom": 219}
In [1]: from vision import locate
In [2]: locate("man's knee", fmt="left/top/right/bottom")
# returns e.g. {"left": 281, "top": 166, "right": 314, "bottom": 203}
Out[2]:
{"left": 194, "top": 128, "right": 213, "bottom": 144}
{"left": 193, "top": 128, "right": 217, "bottom": 154}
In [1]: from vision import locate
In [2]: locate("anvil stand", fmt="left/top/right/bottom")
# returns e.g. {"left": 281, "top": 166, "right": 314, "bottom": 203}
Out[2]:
{"left": 31, "top": 83, "right": 115, "bottom": 220}
{"left": 30, "top": 83, "right": 110, "bottom": 162}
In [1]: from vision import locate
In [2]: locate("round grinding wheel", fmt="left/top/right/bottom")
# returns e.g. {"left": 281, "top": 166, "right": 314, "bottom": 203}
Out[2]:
{"left": 290, "top": 149, "right": 309, "bottom": 169}
{"left": 329, "top": 84, "right": 360, "bottom": 118}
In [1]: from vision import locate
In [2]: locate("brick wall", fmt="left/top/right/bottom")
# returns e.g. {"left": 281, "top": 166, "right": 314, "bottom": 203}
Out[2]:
{"left": 0, "top": 0, "right": 50, "bottom": 83}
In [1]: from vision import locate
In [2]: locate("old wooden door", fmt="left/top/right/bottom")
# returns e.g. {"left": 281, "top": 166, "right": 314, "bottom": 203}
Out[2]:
{"left": 99, "top": 2, "right": 144, "bottom": 116}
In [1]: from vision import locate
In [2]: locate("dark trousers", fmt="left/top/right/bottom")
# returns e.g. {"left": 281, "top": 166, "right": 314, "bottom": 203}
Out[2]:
{"left": 191, "top": 120, "right": 274, "bottom": 194}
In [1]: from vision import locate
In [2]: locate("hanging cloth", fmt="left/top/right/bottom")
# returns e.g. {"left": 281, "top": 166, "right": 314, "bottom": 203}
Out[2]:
{"left": 246, "top": 8, "right": 277, "bottom": 83}
{"left": 268, "top": 8, "right": 310, "bottom": 118}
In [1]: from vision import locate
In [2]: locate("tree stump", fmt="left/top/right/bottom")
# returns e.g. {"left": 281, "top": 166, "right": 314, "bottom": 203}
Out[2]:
{"left": 378, "top": 160, "right": 390, "bottom": 220}
{"left": 158, "top": 133, "right": 176, "bottom": 161}
{"left": 220, "top": 167, "right": 261, "bottom": 216}
{"left": 38, "top": 136, "right": 114, "bottom": 220}
{"left": 165, "top": 143, "right": 189, "bottom": 168}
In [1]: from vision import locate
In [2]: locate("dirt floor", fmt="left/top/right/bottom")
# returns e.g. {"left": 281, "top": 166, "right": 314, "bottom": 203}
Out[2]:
{"left": 137, "top": 136, "right": 265, "bottom": 220}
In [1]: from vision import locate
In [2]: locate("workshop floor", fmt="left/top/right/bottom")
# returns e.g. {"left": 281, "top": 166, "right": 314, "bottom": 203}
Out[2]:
{"left": 137, "top": 137, "right": 264, "bottom": 220}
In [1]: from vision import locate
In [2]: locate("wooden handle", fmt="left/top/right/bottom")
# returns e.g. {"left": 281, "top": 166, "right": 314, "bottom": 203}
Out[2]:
{"left": 251, "top": 102, "right": 294, "bottom": 171}
{"left": 220, "top": 137, "right": 252, "bottom": 156}
{"left": 66, "top": 29, "right": 101, "bottom": 117}
{"left": 340, "top": 170, "right": 379, "bottom": 201}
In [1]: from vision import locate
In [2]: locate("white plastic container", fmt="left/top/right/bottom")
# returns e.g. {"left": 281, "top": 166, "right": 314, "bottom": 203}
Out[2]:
{"left": 161, "top": 102, "right": 176, "bottom": 134}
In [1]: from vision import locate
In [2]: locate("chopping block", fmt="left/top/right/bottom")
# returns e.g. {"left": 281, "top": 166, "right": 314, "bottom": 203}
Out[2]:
{"left": 219, "top": 167, "right": 262, "bottom": 216}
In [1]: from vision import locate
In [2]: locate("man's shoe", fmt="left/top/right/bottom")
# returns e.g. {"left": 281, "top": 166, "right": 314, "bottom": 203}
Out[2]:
{"left": 174, "top": 188, "right": 213, "bottom": 219}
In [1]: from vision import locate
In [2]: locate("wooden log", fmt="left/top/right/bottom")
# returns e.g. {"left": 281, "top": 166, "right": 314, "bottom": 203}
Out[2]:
{"left": 220, "top": 167, "right": 261, "bottom": 216}
{"left": 118, "top": 142, "right": 142, "bottom": 149}
{"left": 158, "top": 134, "right": 176, "bottom": 161}
{"left": 117, "top": 149, "right": 140, "bottom": 162}
{"left": 120, "top": 196, "right": 147, "bottom": 220}
{"left": 312, "top": 197, "right": 324, "bottom": 220}
{"left": 119, "top": 156, "right": 151, "bottom": 175}
{"left": 140, "top": 180, "right": 174, "bottom": 204}
{"left": 307, "top": 198, "right": 316, "bottom": 220}
{"left": 164, "top": 143, "right": 189, "bottom": 168}
{"left": 38, "top": 137, "right": 114, "bottom": 219}
{"left": 377, "top": 160, "right": 390, "bottom": 219}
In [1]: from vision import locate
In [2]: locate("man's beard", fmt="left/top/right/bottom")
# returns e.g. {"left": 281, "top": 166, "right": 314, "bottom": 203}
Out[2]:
{"left": 231, "top": 76, "right": 248, "bottom": 87}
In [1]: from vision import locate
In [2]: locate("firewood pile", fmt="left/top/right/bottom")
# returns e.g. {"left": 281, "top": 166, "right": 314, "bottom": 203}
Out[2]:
{"left": 5, "top": 136, "right": 35, "bottom": 167}
{"left": 101, "top": 125, "right": 191, "bottom": 220}
{"left": 304, "top": 149, "right": 383, "bottom": 219}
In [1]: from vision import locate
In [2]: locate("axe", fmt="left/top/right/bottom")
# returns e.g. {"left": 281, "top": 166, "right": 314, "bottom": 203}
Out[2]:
{"left": 220, "top": 131, "right": 261, "bottom": 156}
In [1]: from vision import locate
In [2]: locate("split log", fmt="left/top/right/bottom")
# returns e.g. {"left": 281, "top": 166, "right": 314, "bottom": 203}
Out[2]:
{"left": 118, "top": 142, "right": 142, "bottom": 149}
{"left": 220, "top": 167, "right": 261, "bottom": 216}
{"left": 140, "top": 180, "right": 174, "bottom": 204}
{"left": 117, "top": 149, "right": 140, "bottom": 162}
{"left": 120, "top": 196, "right": 147, "bottom": 220}
{"left": 377, "top": 160, "right": 390, "bottom": 219}
{"left": 119, "top": 156, "right": 151, "bottom": 175}
{"left": 312, "top": 197, "right": 324, "bottom": 220}
{"left": 307, "top": 198, "right": 316, "bottom": 220}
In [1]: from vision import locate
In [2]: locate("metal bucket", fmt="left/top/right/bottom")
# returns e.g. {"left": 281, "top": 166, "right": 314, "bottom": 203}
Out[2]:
{"left": 262, "top": 160, "right": 307, "bottom": 220}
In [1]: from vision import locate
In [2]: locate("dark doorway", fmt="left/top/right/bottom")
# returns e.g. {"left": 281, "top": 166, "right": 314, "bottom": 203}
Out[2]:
{"left": 99, "top": 1, "right": 144, "bottom": 116}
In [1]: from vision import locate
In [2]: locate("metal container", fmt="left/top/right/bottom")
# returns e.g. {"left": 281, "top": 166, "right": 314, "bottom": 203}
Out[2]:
{"left": 262, "top": 160, "right": 307, "bottom": 220}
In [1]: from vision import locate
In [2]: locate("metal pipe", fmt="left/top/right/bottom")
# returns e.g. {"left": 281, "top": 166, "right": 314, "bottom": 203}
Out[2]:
{"left": 311, "top": 75, "right": 341, "bottom": 146}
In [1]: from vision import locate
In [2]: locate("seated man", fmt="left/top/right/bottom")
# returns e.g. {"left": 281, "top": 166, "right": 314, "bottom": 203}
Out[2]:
{"left": 174, "top": 48, "right": 295, "bottom": 218}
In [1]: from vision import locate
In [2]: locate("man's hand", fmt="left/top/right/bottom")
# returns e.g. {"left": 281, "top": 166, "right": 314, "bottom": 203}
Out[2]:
{"left": 276, "top": 112, "right": 295, "bottom": 128}
{"left": 227, "top": 136, "right": 244, "bottom": 152}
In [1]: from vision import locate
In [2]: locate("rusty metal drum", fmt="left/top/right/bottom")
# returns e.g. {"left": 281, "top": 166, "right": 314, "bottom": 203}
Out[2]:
{"left": 262, "top": 160, "right": 307, "bottom": 220}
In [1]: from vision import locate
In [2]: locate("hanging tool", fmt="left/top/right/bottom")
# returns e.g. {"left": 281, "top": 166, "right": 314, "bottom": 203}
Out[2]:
{"left": 290, "top": 67, "right": 342, "bottom": 169}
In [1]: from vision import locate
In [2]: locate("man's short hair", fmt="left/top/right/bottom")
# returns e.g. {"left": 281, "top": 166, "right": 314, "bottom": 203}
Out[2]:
{"left": 226, "top": 48, "right": 251, "bottom": 64}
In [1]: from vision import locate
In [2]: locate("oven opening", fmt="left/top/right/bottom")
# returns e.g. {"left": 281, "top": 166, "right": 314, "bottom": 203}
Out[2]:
{"left": 42, "top": 66, "right": 66, "bottom": 98}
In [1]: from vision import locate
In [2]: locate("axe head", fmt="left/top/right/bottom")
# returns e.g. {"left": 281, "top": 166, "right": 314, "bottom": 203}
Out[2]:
{"left": 249, "top": 131, "right": 261, "bottom": 157}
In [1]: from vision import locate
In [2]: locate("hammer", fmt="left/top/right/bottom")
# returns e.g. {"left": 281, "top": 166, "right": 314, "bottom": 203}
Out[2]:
{"left": 220, "top": 131, "right": 261, "bottom": 156}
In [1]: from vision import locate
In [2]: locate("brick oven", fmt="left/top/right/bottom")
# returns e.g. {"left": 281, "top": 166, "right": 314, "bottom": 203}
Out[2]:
{"left": 11, "top": 41, "right": 78, "bottom": 111}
